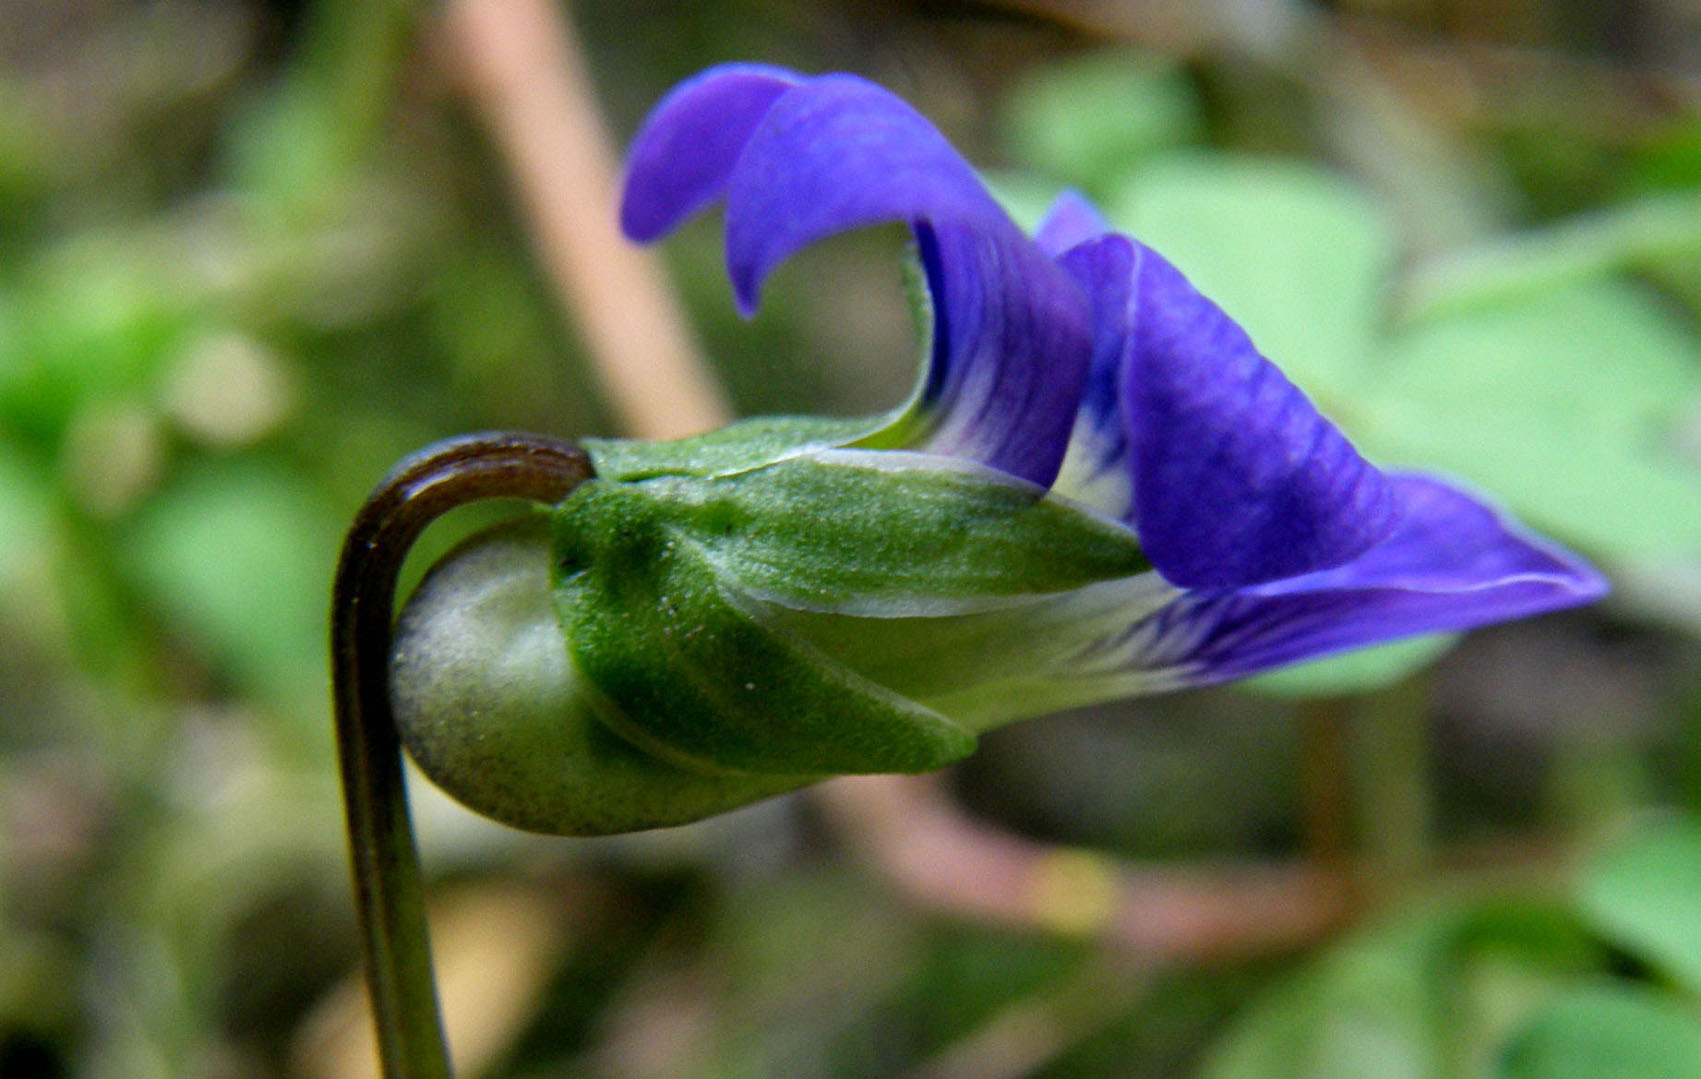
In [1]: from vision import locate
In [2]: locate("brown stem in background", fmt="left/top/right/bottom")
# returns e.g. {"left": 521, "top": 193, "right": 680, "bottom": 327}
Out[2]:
{"left": 442, "top": 0, "right": 732, "bottom": 440}
{"left": 819, "top": 774, "right": 1351, "bottom": 962}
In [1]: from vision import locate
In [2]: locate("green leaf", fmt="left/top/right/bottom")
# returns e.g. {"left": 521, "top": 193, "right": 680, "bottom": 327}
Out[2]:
{"left": 1358, "top": 281, "right": 1701, "bottom": 560}
{"left": 553, "top": 476, "right": 976, "bottom": 776}
{"left": 0, "top": 440, "right": 53, "bottom": 593}
{"left": 1109, "top": 154, "right": 1394, "bottom": 395}
{"left": 1002, "top": 51, "right": 1202, "bottom": 194}
{"left": 1205, "top": 900, "right": 1604, "bottom": 1079}
{"left": 982, "top": 169, "right": 1070, "bottom": 235}
{"left": 0, "top": 239, "right": 196, "bottom": 440}
{"left": 1402, "top": 191, "right": 1701, "bottom": 325}
{"left": 123, "top": 460, "right": 343, "bottom": 733}
{"left": 1373, "top": 281, "right": 1696, "bottom": 441}
{"left": 1497, "top": 983, "right": 1701, "bottom": 1079}
{"left": 1451, "top": 905, "right": 1613, "bottom": 1079}
{"left": 1244, "top": 635, "right": 1459, "bottom": 699}
{"left": 1201, "top": 911, "right": 1452, "bottom": 1079}
{"left": 1574, "top": 816, "right": 1701, "bottom": 995}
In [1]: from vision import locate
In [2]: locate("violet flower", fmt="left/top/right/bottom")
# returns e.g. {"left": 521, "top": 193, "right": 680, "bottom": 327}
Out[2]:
{"left": 617, "top": 64, "right": 1603, "bottom": 682}
{"left": 388, "top": 65, "right": 1606, "bottom": 834}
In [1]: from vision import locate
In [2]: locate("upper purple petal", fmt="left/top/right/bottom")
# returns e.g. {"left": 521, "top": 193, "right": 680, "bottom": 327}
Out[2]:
{"left": 1125, "top": 245, "right": 1400, "bottom": 589}
{"left": 1139, "top": 474, "right": 1609, "bottom": 681}
{"left": 719, "top": 74, "right": 1012, "bottom": 312}
{"left": 624, "top": 71, "right": 1092, "bottom": 488}
{"left": 620, "top": 64, "right": 804, "bottom": 242}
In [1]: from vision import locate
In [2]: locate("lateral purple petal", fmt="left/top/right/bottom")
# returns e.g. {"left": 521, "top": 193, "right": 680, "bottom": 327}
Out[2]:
{"left": 1148, "top": 474, "right": 1609, "bottom": 681}
{"left": 894, "top": 222, "right": 1091, "bottom": 486}
{"left": 1034, "top": 189, "right": 1112, "bottom": 257}
{"left": 1126, "top": 245, "right": 1400, "bottom": 589}
{"left": 719, "top": 75, "right": 1091, "bottom": 487}
{"left": 619, "top": 64, "right": 803, "bottom": 243}
{"left": 1050, "top": 233, "right": 1138, "bottom": 520}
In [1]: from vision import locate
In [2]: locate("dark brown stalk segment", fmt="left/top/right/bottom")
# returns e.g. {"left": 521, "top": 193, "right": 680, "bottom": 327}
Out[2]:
{"left": 330, "top": 432, "right": 593, "bottom": 1079}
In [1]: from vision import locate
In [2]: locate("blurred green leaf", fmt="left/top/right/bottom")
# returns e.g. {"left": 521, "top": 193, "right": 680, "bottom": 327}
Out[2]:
{"left": 1631, "top": 119, "right": 1701, "bottom": 192}
{"left": 1205, "top": 900, "right": 1603, "bottom": 1079}
{"left": 1402, "top": 192, "right": 1701, "bottom": 325}
{"left": 1358, "top": 282, "right": 1701, "bottom": 560}
{"left": 1497, "top": 982, "right": 1701, "bottom": 1079}
{"left": 0, "top": 439, "right": 54, "bottom": 592}
{"left": 0, "top": 239, "right": 196, "bottom": 441}
{"left": 1202, "top": 912, "right": 1445, "bottom": 1079}
{"left": 222, "top": 0, "right": 417, "bottom": 208}
{"left": 1575, "top": 816, "right": 1701, "bottom": 995}
{"left": 1375, "top": 282, "right": 1696, "bottom": 438}
{"left": 1003, "top": 51, "right": 1201, "bottom": 196}
{"left": 225, "top": 82, "right": 360, "bottom": 215}
{"left": 1244, "top": 636, "right": 1458, "bottom": 699}
{"left": 1109, "top": 155, "right": 1394, "bottom": 394}
{"left": 984, "top": 169, "right": 1069, "bottom": 235}
{"left": 121, "top": 460, "right": 342, "bottom": 739}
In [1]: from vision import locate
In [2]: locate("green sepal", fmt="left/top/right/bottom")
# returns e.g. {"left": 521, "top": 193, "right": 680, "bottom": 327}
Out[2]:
{"left": 550, "top": 450, "right": 1147, "bottom": 774}
{"left": 584, "top": 414, "right": 877, "bottom": 482}
{"left": 391, "top": 517, "right": 814, "bottom": 835}
{"left": 588, "top": 450, "right": 1149, "bottom": 617}
{"left": 553, "top": 476, "right": 976, "bottom": 776}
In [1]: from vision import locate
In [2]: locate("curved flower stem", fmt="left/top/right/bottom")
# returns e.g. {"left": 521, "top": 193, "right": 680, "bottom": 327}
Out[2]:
{"left": 331, "top": 432, "right": 593, "bottom": 1079}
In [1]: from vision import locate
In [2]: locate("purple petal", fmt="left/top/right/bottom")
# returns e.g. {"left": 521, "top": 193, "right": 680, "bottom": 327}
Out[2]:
{"left": 619, "top": 64, "right": 803, "bottom": 242}
{"left": 716, "top": 75, "right": 1091, "bottom": 487}
{"left": 1124, "top": 474, "right": 1609, "bottom": 682}
{"left": 1050, "top": 233, "right": 1138, "bottom": 519}
{"left": 889, "top": 221, "right": 1090, "bottom": 486}
{"left": 1126, "top": 245, "right": 1400, "bottom": 588}
{"left": 721, "top": 75, "right": 1009, "bottom": 310}
{"left": 1034, "top": 189, "right": 1112, "bottom": 256}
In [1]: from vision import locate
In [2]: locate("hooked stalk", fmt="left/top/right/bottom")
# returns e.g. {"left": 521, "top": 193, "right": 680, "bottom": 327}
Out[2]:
{"left": 329, "top": 432, "right": 592, "bottom": 1078}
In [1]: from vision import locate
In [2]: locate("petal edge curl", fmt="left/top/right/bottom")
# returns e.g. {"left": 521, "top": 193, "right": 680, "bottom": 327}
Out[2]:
{"left": 620, "top": 63, "right": 803, "bottom": 242}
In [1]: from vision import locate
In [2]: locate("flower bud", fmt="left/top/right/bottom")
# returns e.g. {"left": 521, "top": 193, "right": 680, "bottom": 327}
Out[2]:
{"left": 389, "top": 516, "right": 811, "bottom": 835}
{"left": 386, "top": 429, "right": 1153, "bottom": 835}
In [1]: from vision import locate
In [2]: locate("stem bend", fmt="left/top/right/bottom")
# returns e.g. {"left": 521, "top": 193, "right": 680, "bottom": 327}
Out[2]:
{"left": 330, "top": 432, "right": 593, "bottom": 1078}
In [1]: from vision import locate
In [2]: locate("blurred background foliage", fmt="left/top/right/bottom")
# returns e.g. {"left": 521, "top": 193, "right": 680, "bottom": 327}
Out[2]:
{"left": 2, "top": 0, "right": 1700, "bottom": 1076}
